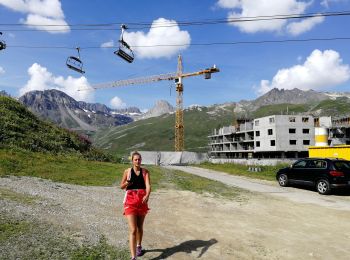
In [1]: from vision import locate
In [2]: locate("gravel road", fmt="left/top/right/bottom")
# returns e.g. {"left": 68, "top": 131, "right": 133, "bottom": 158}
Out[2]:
{"left": 166, "top": 166, "right": 350, "bottom": 211}
{"left": 2, "top": 167, "right": 350, "bottom": 259}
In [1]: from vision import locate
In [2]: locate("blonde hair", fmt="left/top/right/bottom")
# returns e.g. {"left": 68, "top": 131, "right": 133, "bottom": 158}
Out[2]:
{"left": 131, "top": 151, "right": 141, "bottom": 161}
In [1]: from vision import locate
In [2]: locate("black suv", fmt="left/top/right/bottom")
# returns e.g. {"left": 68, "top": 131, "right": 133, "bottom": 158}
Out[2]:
{"left": 276, "top": 158, "right": 350, "bottom": 195}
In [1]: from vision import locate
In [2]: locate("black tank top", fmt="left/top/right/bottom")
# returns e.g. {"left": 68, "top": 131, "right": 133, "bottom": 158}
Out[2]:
{"left": 126, "top": 168, "right": 146, "bottom": 190}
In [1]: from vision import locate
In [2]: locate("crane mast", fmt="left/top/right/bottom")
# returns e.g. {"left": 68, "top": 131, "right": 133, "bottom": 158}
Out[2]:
{"left": 175, "top": 55, "right": 184, "bottom": 151}
{"left": 91, "top": 55, "right": 219, "bottom": 151}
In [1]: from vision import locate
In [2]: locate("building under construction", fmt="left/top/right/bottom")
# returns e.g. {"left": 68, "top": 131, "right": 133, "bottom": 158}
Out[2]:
{"left": 208, "top": 115, "right": 350, "bottom": 159}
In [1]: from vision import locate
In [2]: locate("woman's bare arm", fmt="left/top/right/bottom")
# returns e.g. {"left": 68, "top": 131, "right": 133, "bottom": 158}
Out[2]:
{"left": 120, "top": 169, "right": 130, "bottom": 189}
{"left": 142, "top": 169, "right": 151, "bottom": 203}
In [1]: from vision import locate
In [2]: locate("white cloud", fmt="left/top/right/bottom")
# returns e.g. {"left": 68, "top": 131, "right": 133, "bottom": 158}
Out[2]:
{"left": 0, "top": 0, "right": 69, "bottom": 33}
{"left": 321, "top": 0, "right": 344, "bottom": 8}
{"left": 23, "top": 14, "right": 69, "bottom": 34}
{"left": 219, "top": 0, "right": 323, "bottom": 35}
{"left": 101, "top": 40, "right": 115, "bottom": 48}
{"left": 0, "top": 0, "right": 64, "bottom": 18}
{"left": 124, "top": 18, "right": 191, "bottom": 59}
{"left": 0, "top": 66, "right": 5, "bottom": 74}
{"left": 19, "top": 63, "right": 94, "bottom": 102}
{"left": 110, "top": 96, "right": 126, "bottom": 109}
{"left": 286, "top": 16, "right": 325, "bottom": 36}
{"left": 257, "top": 49, "right": 350, "bottom": 95}
{"left": 217, "top": 0, "right": 240, "bottom": 8}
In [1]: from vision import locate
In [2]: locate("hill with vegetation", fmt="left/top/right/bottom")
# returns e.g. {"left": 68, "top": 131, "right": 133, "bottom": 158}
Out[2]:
{"left": 92, "top": 104, "right": 236, "bottom": 156}
{"left": 19, "top": 89, "right": 134, "bottom": 131}
{"left": 92, "top": 96, "right": 350, "bottom": 156}
{"left": 0, "top": 96, "right": 111, "bottom": 161}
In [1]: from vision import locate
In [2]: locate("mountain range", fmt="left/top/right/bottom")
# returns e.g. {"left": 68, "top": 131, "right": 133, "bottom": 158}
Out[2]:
{"left": 18, "top": 89, "right": 174, "bottom": 132}
{"left": 92, "top": 88, "right": 350, "bottom": 155}
{"left": 3, "top": 87, "right": 350, "bottom": 155}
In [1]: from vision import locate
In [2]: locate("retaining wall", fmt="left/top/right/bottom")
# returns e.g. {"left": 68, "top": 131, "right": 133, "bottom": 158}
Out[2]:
{"left": 138, "top": 151, "right": 208, "bottom": 165}
{"left": 209, "top": 158, "right": 297, "bottom": 166}
{"left": 136, "top": 151, "right": 297, "bottom": 166}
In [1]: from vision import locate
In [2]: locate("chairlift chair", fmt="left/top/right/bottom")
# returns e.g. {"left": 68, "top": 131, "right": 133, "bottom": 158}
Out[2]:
{"left": 204, "top": 72, "right": 211, "bottom": 79}
{"left": 0, "top": 32, "right": 6, "bottom": 51}
{"left": 114, "top": 24, "right": 134, "bottom": 63}
{"left": 66, "top": 47, "right": 85, "bottom": 74}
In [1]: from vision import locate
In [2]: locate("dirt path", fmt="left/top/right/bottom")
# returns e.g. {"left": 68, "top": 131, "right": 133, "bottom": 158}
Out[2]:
{"left": 1, "top": 170, "right": 350, "bottom": 260}
{"left": 166, "top": 165, "right": 350, "bottom": 211}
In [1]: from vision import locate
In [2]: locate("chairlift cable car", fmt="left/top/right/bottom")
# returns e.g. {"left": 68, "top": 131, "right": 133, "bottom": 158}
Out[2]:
{"left": 0, "top": 32, "right": 6, "bottom": 51}
{"left": 114, "top": 24, "right": 134, "bottom": 63}
{"left": 66, "top": 47, "right": 85, "bottom": 74}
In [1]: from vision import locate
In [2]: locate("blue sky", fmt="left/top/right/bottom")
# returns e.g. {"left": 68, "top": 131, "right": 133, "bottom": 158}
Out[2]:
{"left": 1, "top": 0, "right": 350, "bottom": 111}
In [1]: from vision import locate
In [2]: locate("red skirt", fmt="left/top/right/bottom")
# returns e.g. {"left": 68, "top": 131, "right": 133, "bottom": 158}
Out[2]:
{"left": 123, "top": 189, "right": 149, "bottom": 216}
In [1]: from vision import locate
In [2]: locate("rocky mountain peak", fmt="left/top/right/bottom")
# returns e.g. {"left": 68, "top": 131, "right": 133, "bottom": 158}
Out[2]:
{"left": 142, "top": 100, "right": 174, "bottom": 119}
{"left": 19, "top": 89, "right": 133, "bottom": 131}
{"left": 252, "top": 88, "right": 329, "bottom": 108}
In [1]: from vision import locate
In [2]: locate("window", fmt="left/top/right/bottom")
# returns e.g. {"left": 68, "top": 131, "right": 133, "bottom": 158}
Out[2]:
{"left": 268, "top": 129, "right": 273, "bottom": 135}
{"left": 315, "top": 160, "right": 327, "bottom": 169}
{"left": 334, "top": 161, "right": 350, "bottom": 170}
{"left": 289, "top": 117, "right": 296, "bottom": 122}
{"left": 303, "top": 140, "right": 310, "bottom": 145}
{"left": 269, "top": 117, "right": 275, "bottom": 123}
{"left": 256, "top": 141, "right": 260, "bottom": 147}
{"left": 270, "top": 140, "right": 275, "bottom": 146}
{"left": 302, "top": 117, "right": 309, "bottom": 123}
{"left": 307, "top": 160, "right": 317, "bottom": 168}
{"left": 255, "top": 131, "right": 260, "bottom": 137}
{"left": 255, "top": 120, "right": 259, "bottom": 126}
{"left": 303, "top": 128, "right": 310, "bottom": 134}
{"left": 290, "top": 140, "right": 297, "bottom": 145}
{"left": 293, "top": 160, "right": 307, "bottom": 168}
{"left": 289, "top": 128, "right": 296, "bottom": 134}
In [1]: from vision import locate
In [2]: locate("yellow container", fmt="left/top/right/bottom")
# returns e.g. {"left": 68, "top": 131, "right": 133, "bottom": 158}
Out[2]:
{"left": 309, "top": 145, "right": 350, "bottom": 160}
{"left": 314, "top": 127, "right": 328, "bottom": 146}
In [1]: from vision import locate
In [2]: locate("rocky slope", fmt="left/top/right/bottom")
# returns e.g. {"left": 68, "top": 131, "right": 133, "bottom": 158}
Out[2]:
{"left": 19, "top": 89, "right": 134, "bottom": 131}
{"left": 234, "top": 88, "right": 330, "bottom": 115}
{"left": 137, "top": 100, "right": 175, "bottom": 120}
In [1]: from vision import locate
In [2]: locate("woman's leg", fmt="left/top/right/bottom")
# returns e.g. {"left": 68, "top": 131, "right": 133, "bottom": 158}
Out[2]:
{"left": 126, "top": 215, "right": 137, "bottom": 258}
{"left": 136, "top": 215, "right": 146, "bottom": 246}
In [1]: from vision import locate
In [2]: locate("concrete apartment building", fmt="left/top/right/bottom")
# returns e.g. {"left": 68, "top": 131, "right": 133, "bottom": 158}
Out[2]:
{"left": 209, "top": 115, "right": 316, "bottom": 159}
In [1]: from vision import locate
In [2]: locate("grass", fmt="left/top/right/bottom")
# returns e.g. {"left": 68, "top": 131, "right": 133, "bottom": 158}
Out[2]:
{"left": 0, "top": 218, "right": 31, "bottom": 243}
{"left": 0, "top": 148, "right": 249, "bottom": 259}
{"left": 0, "top": 148, "right": 245, "bottom": 199}
{"left": 252, "top": 103, "right": 311, "bottom": 118}
{"left": 197, "top": 162, "right": 289, "bottom": 182}
{"left": 92, "top": 105, "right": 235, "bottom": 156}
{"left": 312, "top": 98, "right": 350, "bottom": 116}
{"left": 0, "top": 188, "right": 38, "bottom": 205}
{"left": 157, "top": 168, "right": 247, "bottom": 200}
{"left": 0, "top": 95, "right": 114, "bottom": 162}
{"left": 0, "top": 214, "right": 130, "bottom": 260}
{"left": 0, "top": 148, "right": 122, "bottom": 186}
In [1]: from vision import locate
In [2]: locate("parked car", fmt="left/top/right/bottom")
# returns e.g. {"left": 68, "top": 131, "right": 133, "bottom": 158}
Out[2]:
{"left": 276, "top": 158, "right": 350, "bottom": 195}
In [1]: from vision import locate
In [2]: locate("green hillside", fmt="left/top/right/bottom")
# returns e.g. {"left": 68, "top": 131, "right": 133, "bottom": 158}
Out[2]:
{"left": 251, "top": 97, "right": 350, "bottom": 118}
{"left": 252, "top": 103, "right": 312, "bottom": 118}
{"left": 92, "top": 97, "right": 350, "bottom": 156}
{"left": 93, "top": 105, "right": 235, "bottom": 156}
{"left": 0, "top": 96, "right": 110, "bottom": 161}
{"left": 311, "top": 97, "right": 350, "bottom": 116}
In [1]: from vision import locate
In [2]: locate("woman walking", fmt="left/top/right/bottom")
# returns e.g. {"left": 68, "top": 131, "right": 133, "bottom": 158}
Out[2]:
{"left": 120, "top": 151, "right": 151, "bottom": 260}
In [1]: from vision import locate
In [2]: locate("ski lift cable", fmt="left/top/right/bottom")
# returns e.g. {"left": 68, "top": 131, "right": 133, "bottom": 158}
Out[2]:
{"left": 0, "top": 10, "right": 350, "bottom": 32}
{"left": 6, "top": 36, "right": 350, "bottom": 50}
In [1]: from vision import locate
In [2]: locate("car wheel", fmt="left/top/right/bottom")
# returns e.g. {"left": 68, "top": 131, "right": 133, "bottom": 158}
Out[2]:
{"left": 278, "top": 174, "right": 288, "bottom": 187}
{"left": 316, "top": 179, "right": 331, "bottom": 195}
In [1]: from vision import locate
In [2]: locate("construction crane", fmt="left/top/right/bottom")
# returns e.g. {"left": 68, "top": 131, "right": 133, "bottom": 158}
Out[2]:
{"left": 91, "top": 55, "right": 219, "bottom": 151}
